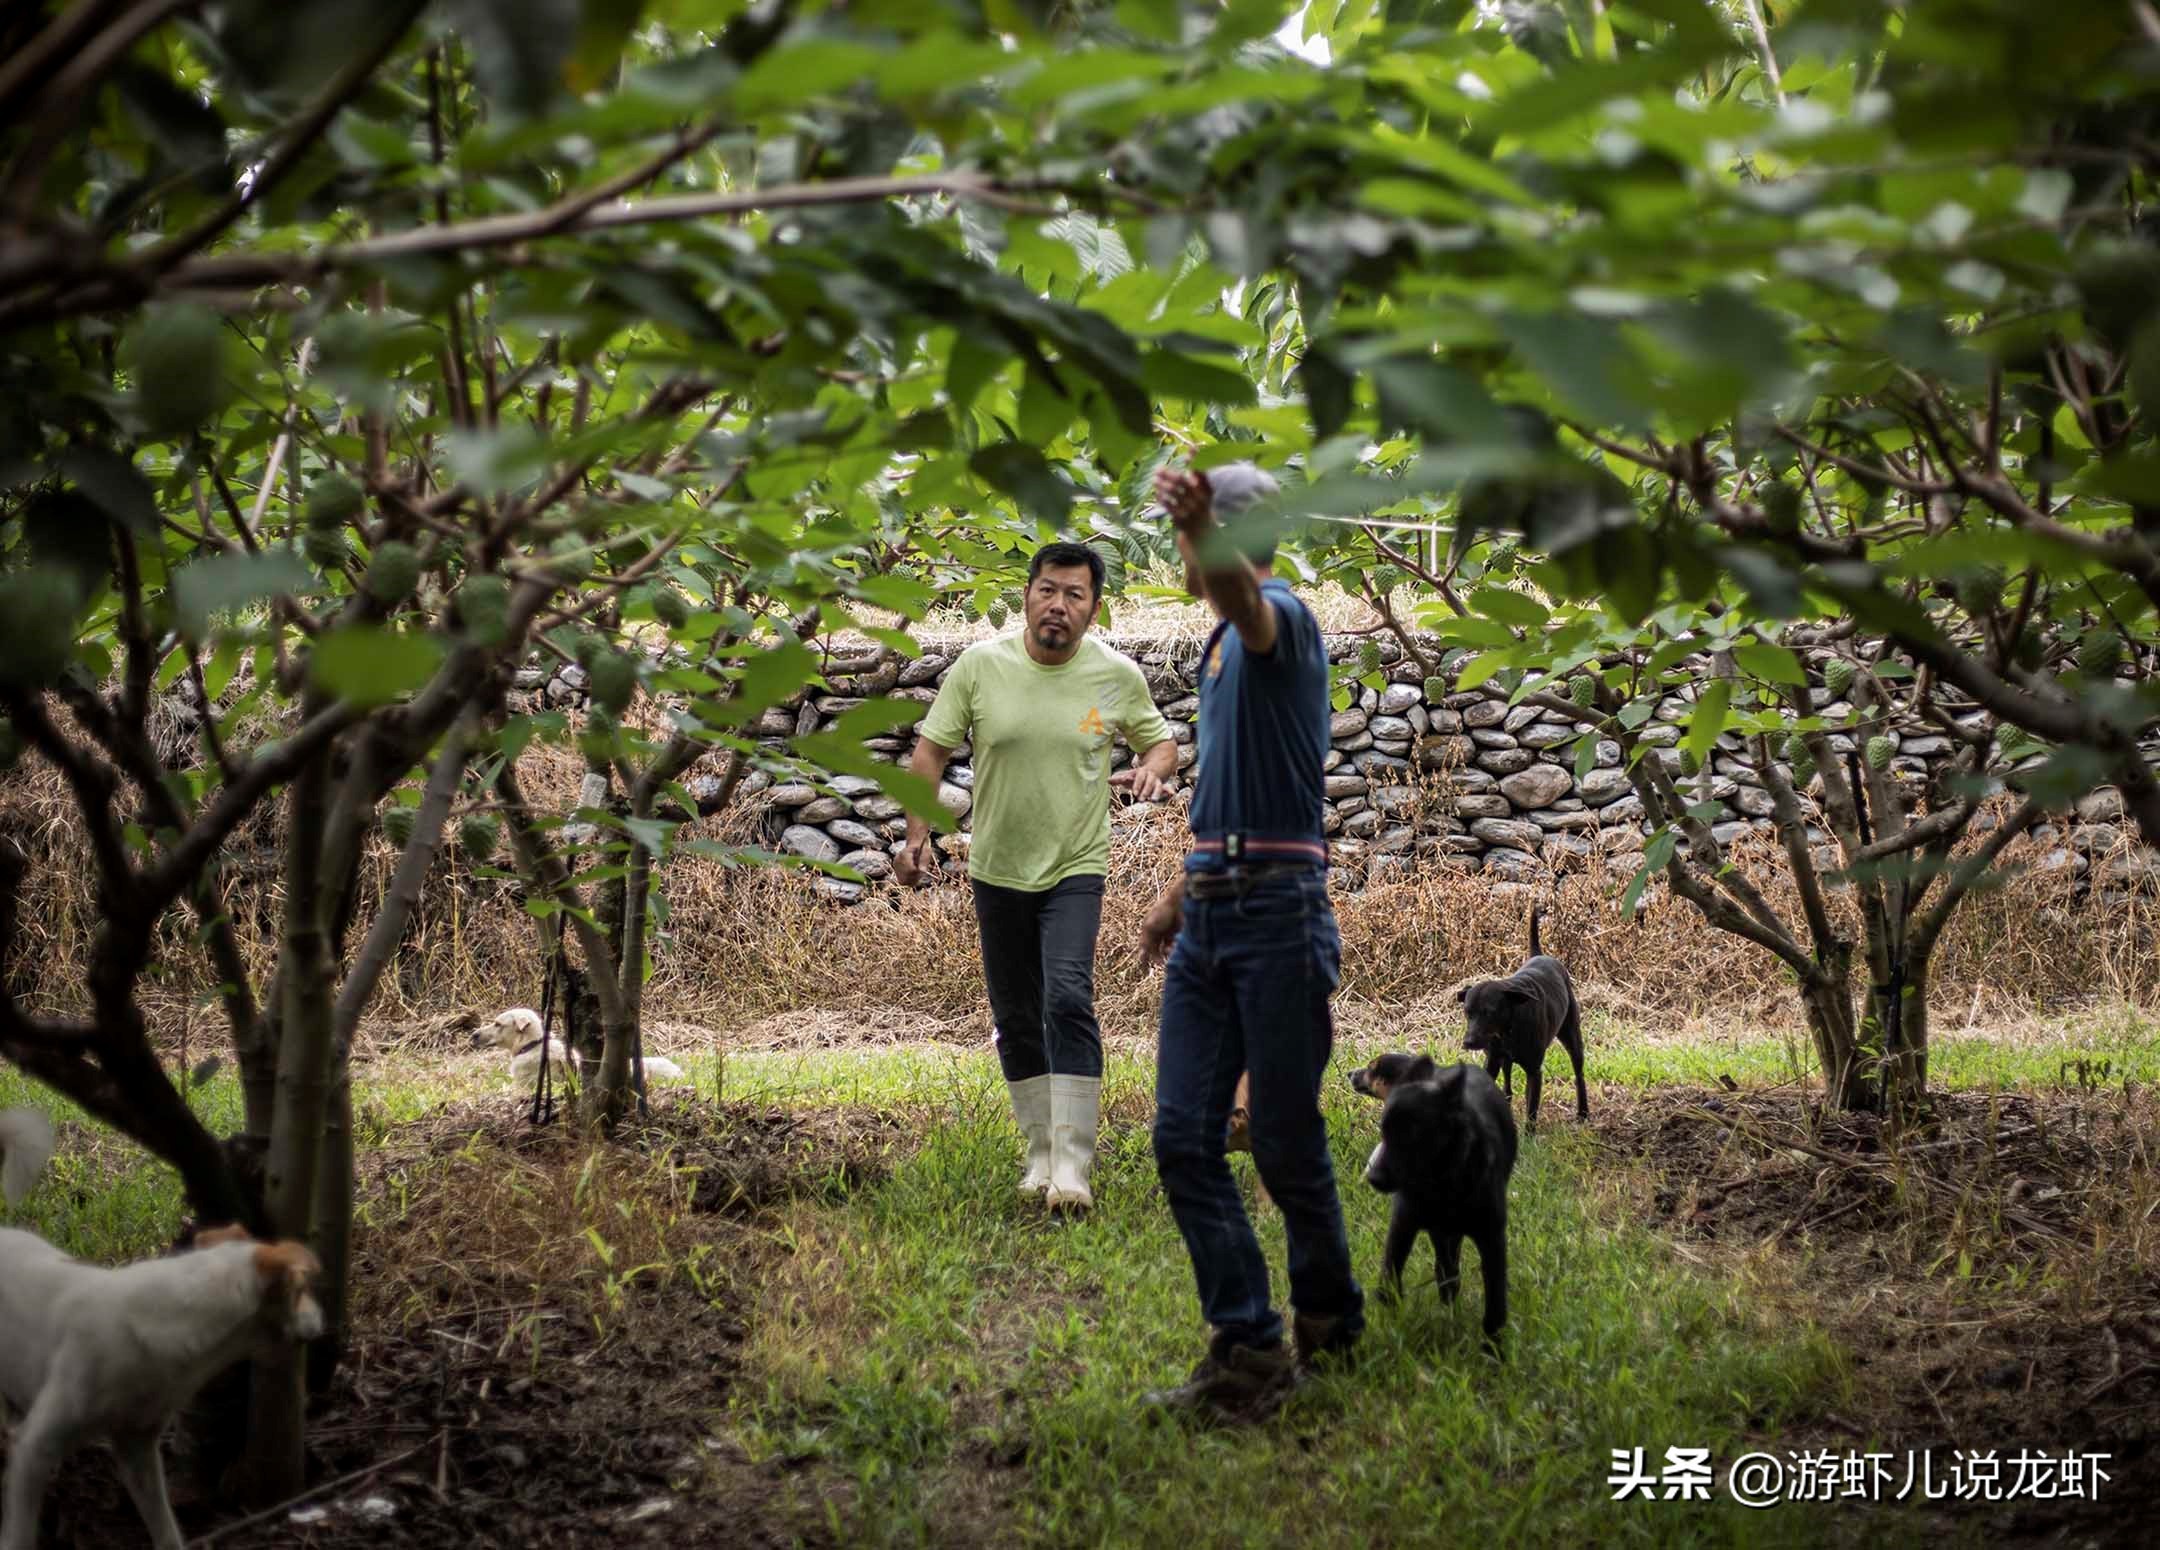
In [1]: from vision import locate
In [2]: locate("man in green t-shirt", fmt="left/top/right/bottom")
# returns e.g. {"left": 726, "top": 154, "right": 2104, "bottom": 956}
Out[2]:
{"left": 896, "top": 541, "right": 1176, "bottom": 1213}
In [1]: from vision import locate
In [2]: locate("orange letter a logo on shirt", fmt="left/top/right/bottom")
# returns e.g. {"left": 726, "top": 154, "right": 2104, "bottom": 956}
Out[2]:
{"left": 1078, "top": 707, "right": 1106, "bottom": 737}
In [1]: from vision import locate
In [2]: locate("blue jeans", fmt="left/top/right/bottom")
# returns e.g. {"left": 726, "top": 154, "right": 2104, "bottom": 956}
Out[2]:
{"left": 972, "top": 875, "right": 1105, "bottom": 1081}
{"left": 1152, "top": 869, "right": 1364, "bottom": 1351}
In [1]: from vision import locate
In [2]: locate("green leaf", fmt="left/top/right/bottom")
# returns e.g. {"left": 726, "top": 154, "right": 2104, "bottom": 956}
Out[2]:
{"left": 447, "top": 0, "right": 580, "bottom": 117}
{"left": 55, "top": 448, "right": 158, "bottom": 534}
{"left": 1683, "top": 680, "right": 1732, "bottom": 768}
{"left": 828, "top": 697, "right": 927, "bottom": 741}
{"left": 734, "top": 39, "right": 883, "bottom": 113}
{"left": 971, "top": 443, "right": 1075, "bottom": 525}
{"left": 124, "top": 305, "right": 234, "bottom": 437}
{"left": 1732, "top": 641, "right": 1807, "bottom": 687}
{"left": 792, "top": 731, "right": 952, "bottom": 831}
{"left": 1368, "top": 357, "right": 1510, "bottom": 444}
{"left": 444, "top": 425, "right": 550, "bottom": 497}
{"left": 1467, "top": 586, "right": 1549, "bottom": 632}
{"left": 566, "top": 0, "right": 646, "bottom": 93}
{"left": 710, "top": 640, "right": 818, "bottom": 726}
{"left": 309, "top": 627, "right": 445, "bottom": 707}
{"left": 1456, "top": 651, "right": 1514, "bottom": 692}
{"left": 172, "top": 550, "right": 314, "bottom": 640}
{"left": 1140, "top": 351, "right": 1259, "bottom": 406}
{"left": 947, "top": 332, "right": 1009, "bottom": 416}
{"left": 852, "top": 575, "right": 938, "bottom": 619}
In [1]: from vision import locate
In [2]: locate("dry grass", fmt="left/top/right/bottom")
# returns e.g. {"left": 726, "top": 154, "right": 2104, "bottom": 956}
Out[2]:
{"left": 1580, "top": 1080, "right": 2160, "bottom": 1534}
{"left": 4, "top": 737, "right": 2155, "bottom": 1051}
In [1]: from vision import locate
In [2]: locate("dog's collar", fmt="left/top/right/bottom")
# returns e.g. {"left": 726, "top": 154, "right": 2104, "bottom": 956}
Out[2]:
{"left": 512, "top": 1037, "right": 557, "bottom": 1057}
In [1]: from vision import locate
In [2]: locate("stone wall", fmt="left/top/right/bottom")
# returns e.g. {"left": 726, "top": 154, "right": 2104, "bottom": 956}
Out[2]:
{"left": 514, "top": 634, "right": 2154, "bottom": 904}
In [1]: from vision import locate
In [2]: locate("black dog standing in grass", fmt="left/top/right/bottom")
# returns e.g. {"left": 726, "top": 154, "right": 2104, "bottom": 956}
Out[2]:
{"left": 1359, "top": 1056, "right": 1518, "bottom": 1350}
{"left": 1457, "top": 907, "right": 1588, "bottom": 1131}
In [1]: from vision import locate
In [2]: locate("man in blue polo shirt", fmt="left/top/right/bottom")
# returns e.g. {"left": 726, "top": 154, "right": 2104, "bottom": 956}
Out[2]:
{"left": 1137, "top": 460, "right": 1363, "bottom": 1424}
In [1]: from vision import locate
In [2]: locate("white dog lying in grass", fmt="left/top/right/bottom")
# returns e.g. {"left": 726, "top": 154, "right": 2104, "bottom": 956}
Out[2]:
{"left": 0, "top": 1108, "right": 323, "bottom": 1550}
{"left": 479, "top": 1008, "right": 686, "bottom": 1085}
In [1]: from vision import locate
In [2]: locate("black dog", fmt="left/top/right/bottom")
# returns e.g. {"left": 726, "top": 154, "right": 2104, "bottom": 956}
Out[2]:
{"left": 1348, "top": 1051, "right": 1430, "bottom": 1105}
{"left": 1457, "top": 907, "right": 1587, "bottom": 1130}
{"left": 1360, "top": 1056, "right": 1518, "bottom": 1348}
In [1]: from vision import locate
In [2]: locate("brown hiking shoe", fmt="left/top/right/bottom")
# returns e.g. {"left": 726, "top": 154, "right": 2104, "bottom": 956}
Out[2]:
{"left": 1292, "top": 1311, "right": 1361, "bottom": 1374}
{"left": 1140, "top": 1339, "right": 1296, "bottom": 1426}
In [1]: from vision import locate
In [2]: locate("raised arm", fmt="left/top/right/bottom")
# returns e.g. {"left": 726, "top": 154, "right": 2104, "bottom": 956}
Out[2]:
{"left": 1153, "top": 466, "right": 1277, "bottom": 656}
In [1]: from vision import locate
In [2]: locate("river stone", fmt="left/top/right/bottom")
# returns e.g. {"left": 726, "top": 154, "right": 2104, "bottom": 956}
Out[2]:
{"left": 1326, "top": 774, "right": 1369, "bottom": 799}
{"left": 768, "top": 784, "right": 819, "bottom": 809}
{"left": 1454, "top": 794, "right": 1514, "bottom": 821}
{"left": 1499, "top": 764, "right": 1575, "bottom": 810}
{"left": 1533, "top": 809, "right": 1602, "bottom": 832}
{"left": 938, "top": 781, "right": 973, "bottom": 818}
{"left": 1483, "top": 847, "right": 1541, "bottom": 880}
{"left": 1470, "top": 817, "right": 1543, "bottom": 852}
{"left": 1354, "top": 752, "right": 1411, "bottom": 777}
{"left": 1580, "top": 768, "right": 1632, "bottom": 806}
{"left": 1342, "top": 809, "right": 1384, "bottom": 839}
{"left": 1331, "top": 708, "right": 1370, "bottom": 738}
{"left": 2076, "top": 788, "right": 2125, "bottom": 822}
{"left": 1544, "top": 832, "right": 1595, "bottom": 863}
{"left": 1372, "top": 784, "right": 1422, "bottom": 815}
{"left": 827, "top": 818, "right": 882, "bottom": 851}
{"left": 1477, "top": 748, "right": 1534, "bottom": 776}
{"left": 1503, "top": 704, "right": 1545, "bottom": 733}
{"left": 1518, "top": 722, "right": 1580, "bottom": 750}
{"left": 782, "top": 825, "right": 841, "bottom": 864}
{"left": 1378, "top": 683, "right": 1423, "bottom": 715}
{"left": 1462, "top": 698, "right": 1508, "bottom": 728}
{"left": 1731, "top": 785, "right": 1778, "bottom": 818}
{"left": 796, "top": 797, "right": 850, "bottom": 824}
{"left": 839, "top": 848, "right": 892, "bottom": 880}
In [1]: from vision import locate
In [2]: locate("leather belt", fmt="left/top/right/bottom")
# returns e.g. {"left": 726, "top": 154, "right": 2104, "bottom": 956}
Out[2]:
{"left": 1183, "top": 863, "right": 1318, "bottom": 901}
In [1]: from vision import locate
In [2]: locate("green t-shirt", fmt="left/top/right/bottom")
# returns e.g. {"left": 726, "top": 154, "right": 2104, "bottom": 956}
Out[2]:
{"left": 919, "top": 634, "right": 1173, "bottom": 892}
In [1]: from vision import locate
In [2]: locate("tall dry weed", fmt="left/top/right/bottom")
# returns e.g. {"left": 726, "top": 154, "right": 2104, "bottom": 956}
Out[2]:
{"left": 3, "top": 756, "right": 2152, "bottom": 1046}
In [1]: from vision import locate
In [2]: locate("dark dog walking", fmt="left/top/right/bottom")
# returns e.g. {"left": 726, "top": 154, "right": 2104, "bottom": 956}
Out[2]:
{"left": 1457, "top": 907, "right": 1588, "bottom": 1130}
{"left": 1360, "top": 1056, "right": 1517, "bottom": 1350}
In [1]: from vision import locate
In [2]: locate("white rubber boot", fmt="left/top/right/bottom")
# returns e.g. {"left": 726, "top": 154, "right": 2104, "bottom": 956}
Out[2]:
{"left": 1046, "top": 1074, "right": 1100, "bottom": 1214}
{"left": 1008, "top": 1075, "right": 1053, "bottom": 1198}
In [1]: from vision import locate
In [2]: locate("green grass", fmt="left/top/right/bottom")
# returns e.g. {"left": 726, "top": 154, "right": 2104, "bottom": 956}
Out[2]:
{"left": 0, "top": 1063, "right": 460, "bottom": 1260}
{"left": 8, "top": 1012, "right": 2143, "bottom": 1546}
{"left": 719, "top": 1047, "right": 1855, "bottom": 1549}
{"left": 1576, "top": 1005, "right": 2160, "bottom": 1095}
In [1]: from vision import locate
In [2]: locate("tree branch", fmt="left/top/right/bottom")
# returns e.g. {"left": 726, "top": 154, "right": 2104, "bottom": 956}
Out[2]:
{"left": 142, "top": 5, "right": 428, "bottom": 271}
{"left": 330, "top": 714, "right": 473, "bottom": 1051}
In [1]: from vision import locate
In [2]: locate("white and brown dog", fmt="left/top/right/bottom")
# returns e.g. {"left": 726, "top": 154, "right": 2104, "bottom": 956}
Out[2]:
{"left": 477, "top": 1008, "right": 687, "bottom": 1085}
{"left": 0, "top": 1109, "right": 322, "bottom": 1550}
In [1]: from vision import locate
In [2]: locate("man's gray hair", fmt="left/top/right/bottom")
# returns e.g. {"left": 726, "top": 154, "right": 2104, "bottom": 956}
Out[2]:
{"left": 1204, "top": 461, "right": 1282, "bottom": 563}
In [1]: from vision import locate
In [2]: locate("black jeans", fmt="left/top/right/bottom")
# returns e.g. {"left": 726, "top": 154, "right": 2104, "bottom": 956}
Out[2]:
{"left": 1152, "top": 868, "right": 1363, "bottom": 1350}
{"left": 972, "top": 874, "right": 1106, "bottom": 1081}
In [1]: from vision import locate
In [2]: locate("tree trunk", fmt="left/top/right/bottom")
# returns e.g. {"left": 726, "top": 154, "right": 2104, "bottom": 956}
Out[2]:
{"left": 243, "top": 753, "right": 335, "bottom": 1501}
{"left": 1799, "top": 972, "right": 1879, "bottom": 1113}
{"left": 306, "top": 1072, "right": 353, "bottom": 1396}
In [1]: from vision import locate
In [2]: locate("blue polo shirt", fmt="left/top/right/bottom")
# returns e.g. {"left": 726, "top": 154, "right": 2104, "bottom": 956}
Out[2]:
{"left": 1186, "top": 579, "right": 1330, "bottom": 871}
